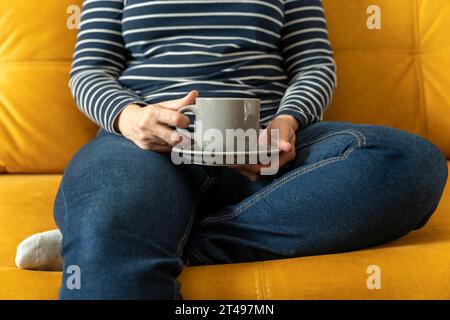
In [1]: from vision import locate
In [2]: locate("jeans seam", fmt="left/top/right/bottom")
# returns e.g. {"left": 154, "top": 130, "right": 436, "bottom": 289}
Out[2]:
{"left": 60, "top": 180, "right": 69, "bottom": 226}
{"left": 297, "top": 129, "right": 366, "bottom": 150}
{"left": 200, "top": 148, "right": 354, "bottom": 226}
{"left": 175, "top": 205, "right": 197, "bottom": 259}
{"left": 173, "top": 176, "right": 213, "bottom": 299}
{"left": 186, "top": 245, "right": 213, "bottom": 265}
{"left": 173, "top": 277, "right": 181, "bottom": 300}
{"left": 174, "top": 176, "right": 213, "bottom": 258}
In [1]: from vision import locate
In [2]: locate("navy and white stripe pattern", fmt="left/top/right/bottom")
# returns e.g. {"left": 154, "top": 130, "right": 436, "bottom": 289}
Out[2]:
{"left": 70, "top": 0, "right": 336, "bottom": 134}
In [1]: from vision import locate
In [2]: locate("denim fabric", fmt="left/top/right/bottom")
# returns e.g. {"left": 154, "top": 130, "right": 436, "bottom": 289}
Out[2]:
{"left": 54, "top": 122, "right": 448, "bottom": 299}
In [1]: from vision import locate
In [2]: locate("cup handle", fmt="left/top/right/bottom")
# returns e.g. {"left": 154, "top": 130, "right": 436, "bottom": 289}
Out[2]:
{"left": 176, "top": 104, "right": 196, "bottom": 139}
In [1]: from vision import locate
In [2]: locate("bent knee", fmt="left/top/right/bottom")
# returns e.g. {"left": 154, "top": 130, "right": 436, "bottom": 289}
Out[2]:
{"left": 397, "top": 134, "right": 447, "bottom": 228}
{"left": 63, "top": 132, "right": 174, "bottom": 184}
{"left": 60, "top": 132, "right": 195, "bottom": 205}
{"left": 380, "top": 128, "right": 447, "bottom": 199}
{"left": 359, "top": 126, "right": 447, "bottom": 227}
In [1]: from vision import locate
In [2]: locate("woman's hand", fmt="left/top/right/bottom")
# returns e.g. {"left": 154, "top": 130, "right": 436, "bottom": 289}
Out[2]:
{"left": 235, "top": 115, "right": 300, "bottom": 181}
{"left": 115, "top": 91, "right": 199, "bottom": 152}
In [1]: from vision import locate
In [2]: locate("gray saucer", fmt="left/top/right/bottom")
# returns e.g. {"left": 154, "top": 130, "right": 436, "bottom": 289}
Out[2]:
{"left": 171, "top": 145, "right": 280, "bottom": 166}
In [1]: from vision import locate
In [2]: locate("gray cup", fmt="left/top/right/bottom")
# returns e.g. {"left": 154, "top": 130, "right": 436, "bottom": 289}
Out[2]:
{"left": 177, "top": 97, "right": 261, "bottom": 152}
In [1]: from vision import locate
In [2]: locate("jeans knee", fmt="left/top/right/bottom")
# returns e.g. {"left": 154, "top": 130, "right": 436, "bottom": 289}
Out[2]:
{"left": 398, "top": 133, "right": 447, "bottom": 199}
{"left": 410, "top": 138, "right": 448, "bottom": 220}
{"left": 373, "top": 129, "right": 448, "bottom": 227}
{"left": 57, "top": 131, "right": 196, "bottom": 224}
{"left": 58, "top": 164, "right": 197, "bottom": 264}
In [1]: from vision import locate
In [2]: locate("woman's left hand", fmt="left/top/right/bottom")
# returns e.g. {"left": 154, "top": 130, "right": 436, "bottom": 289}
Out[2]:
{"left": 234, "top": 115, "right": 300, "bottom": 181}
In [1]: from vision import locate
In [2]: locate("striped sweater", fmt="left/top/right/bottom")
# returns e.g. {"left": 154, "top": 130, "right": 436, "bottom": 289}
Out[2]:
{"left": 70, "top": 0, "right": 337, "bottom": 134}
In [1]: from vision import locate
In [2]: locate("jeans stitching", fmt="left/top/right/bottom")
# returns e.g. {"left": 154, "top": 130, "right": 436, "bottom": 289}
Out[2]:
{"left": 173, "top": 277, "right": 181, "bottom": 300}
{"left": 173, "top": 176, "right": 213, "bottom": 298}
{"left": 175, "top": 204, "right": 197, "bottom": 258}
{"left": 199, "top": 129, "right": 366, "bottom": 226}
{"left": 200, "top": 148, "right": 354, "bottom": 226}
{"left": 296, "top": 129, "right": 366, "bottom": 150}
{"left": 186, "top": 245, "right": 213, "bottom": 265}
{"left": 60, "top": 180, "right": 69, "bottom": 227}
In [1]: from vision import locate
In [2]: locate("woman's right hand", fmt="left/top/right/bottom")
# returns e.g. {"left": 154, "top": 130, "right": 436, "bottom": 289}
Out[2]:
{"left": 114, "top": 91, "right": 198, "bottom": 152}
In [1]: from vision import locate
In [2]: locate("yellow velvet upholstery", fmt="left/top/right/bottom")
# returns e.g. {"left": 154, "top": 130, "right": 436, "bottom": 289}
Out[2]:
{"left": 1, "top": 168, "right": 449, "bottom": 300}
{"left": 0, "top": 0, "right": 449, "bottom": 299}
{"left": 1, "top": 0, "right": 450, "bottom": 173}
{"left": 322, "top": 0, "right": 450, "bottom": 157}
{"left": 0, "top": 0, "right": 96, "bottom": 173}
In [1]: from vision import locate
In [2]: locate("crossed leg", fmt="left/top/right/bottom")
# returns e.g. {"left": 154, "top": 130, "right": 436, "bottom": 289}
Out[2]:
{"left": 185, "top": 122, "right": 448, "bottom": 265}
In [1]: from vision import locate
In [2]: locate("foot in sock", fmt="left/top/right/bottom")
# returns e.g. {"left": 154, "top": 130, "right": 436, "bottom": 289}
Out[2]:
{"left": 15, "top": 229, "right": 63, "bottom": 271}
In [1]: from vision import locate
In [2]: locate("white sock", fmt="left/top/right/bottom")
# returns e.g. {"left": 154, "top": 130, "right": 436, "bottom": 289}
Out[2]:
{"left": 15, "top": 229, "right": 63, "bottom": 271}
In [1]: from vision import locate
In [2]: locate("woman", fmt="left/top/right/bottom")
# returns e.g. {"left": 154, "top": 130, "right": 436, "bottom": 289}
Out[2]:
{"left": 55, "top": 0, "right": 448, "bottom": 299}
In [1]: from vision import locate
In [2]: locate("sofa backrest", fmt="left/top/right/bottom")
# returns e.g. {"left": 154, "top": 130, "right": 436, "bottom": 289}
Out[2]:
{"left": 0, "top": 0, "right": 449, "bottom": 173}
{"left": 323, "top": 0, "right": 450, "bottom": 158}
{"left": 0, "top": 0, "right": 95, "bottom": 173}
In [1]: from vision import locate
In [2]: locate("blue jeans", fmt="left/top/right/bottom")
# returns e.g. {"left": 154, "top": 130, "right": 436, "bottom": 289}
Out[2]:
{"left": 53, "top": 122, "right": 448, "bottom": 299}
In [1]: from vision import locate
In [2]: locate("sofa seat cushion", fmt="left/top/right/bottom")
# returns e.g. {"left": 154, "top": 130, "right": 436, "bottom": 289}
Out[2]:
{"left": 0, "top": 168, "right": 449, "bottom": 300}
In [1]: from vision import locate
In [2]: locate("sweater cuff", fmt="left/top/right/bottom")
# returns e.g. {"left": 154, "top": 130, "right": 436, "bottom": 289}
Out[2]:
{"left": 276, "top": 108, "right": 312, "bottom": 129}
{"left": 107, "top": 97, "right": 147, "bottom": 135}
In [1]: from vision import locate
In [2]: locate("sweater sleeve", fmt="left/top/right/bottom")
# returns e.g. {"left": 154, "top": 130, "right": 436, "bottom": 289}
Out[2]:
{"left": 277, "top": 0, "right": 337, "bottom": 127}
{"left": 69, "top": 0, "right": 147, "bottom": 134}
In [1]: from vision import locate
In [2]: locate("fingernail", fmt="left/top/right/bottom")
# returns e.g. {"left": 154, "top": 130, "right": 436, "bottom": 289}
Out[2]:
{"left": 172, "top": 135, "right": 182, "bottom": 143}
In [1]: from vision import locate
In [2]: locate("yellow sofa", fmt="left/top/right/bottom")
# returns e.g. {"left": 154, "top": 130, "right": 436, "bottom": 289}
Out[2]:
{"left": 1, "top": 0, "right": 449, "bottom": 299}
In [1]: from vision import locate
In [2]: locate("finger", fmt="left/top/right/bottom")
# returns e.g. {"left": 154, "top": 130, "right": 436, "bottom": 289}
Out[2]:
{"left": 230, "top": 164, "right": 262, "bottom": 173}
{"left": 154, "top": 125, "right": 184, "bottom": 146}
{"left": 237, "top": 169, "right": 260, "bottom": 181}
{"left": 263, "top": 126, "right": 281, "bottom": 147}
{"left": 263, "top": 132, "right": 292, "bottom": 152}
{"left": 242, "top": 164, "right": 262, "bottom": 174}
{"left": 279, "top": 140, "right": 293, "bottom": 153}
{"left": 155, "top": 107, "right": 191, "bottom": 128}
{"left": 275, "top": 126, "right": 294, "bottom": 153}
{"left": 158, "top": 90, "right": 199, "bottom": 110}
{"left": 134, "top": 140, "right": 172, "bottom": 153}
{"left": 258, "top": 128, "right": 269, "bottom": 145}
{"left": 153, "top": 135, "right": 173, "bottom": 146}
{"left": 149, "top": 145, "right": 173, "bottom": 153}
{"left": 278, "top": 150, "right": 296, "bottom": 168}
{"left": 136, "top": 122, "right": 183, "bottom": 146}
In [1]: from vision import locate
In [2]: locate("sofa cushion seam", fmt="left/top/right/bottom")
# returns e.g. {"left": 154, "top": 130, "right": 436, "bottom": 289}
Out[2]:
{"left": 256, "top": 263, "right": 264, "bottom": 300}
{"left": 0, "top": 60, "right": 72, "bottom": 65}
{"left": 412, "top": 0, "right": 429, "bottom": 138}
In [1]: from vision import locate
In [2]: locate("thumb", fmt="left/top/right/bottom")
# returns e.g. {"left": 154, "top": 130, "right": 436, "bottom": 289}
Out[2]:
{"left": 263, "top": 125, "right": 293, "bottom": 153}
{"left": 278, "top": 129, "right": 293, "bottom": 152}
{"left": 279, "top": 140, "right": 293, "bottom": 153}
{"left": 158, "top": 90, "right": 199, "bottom": 110}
